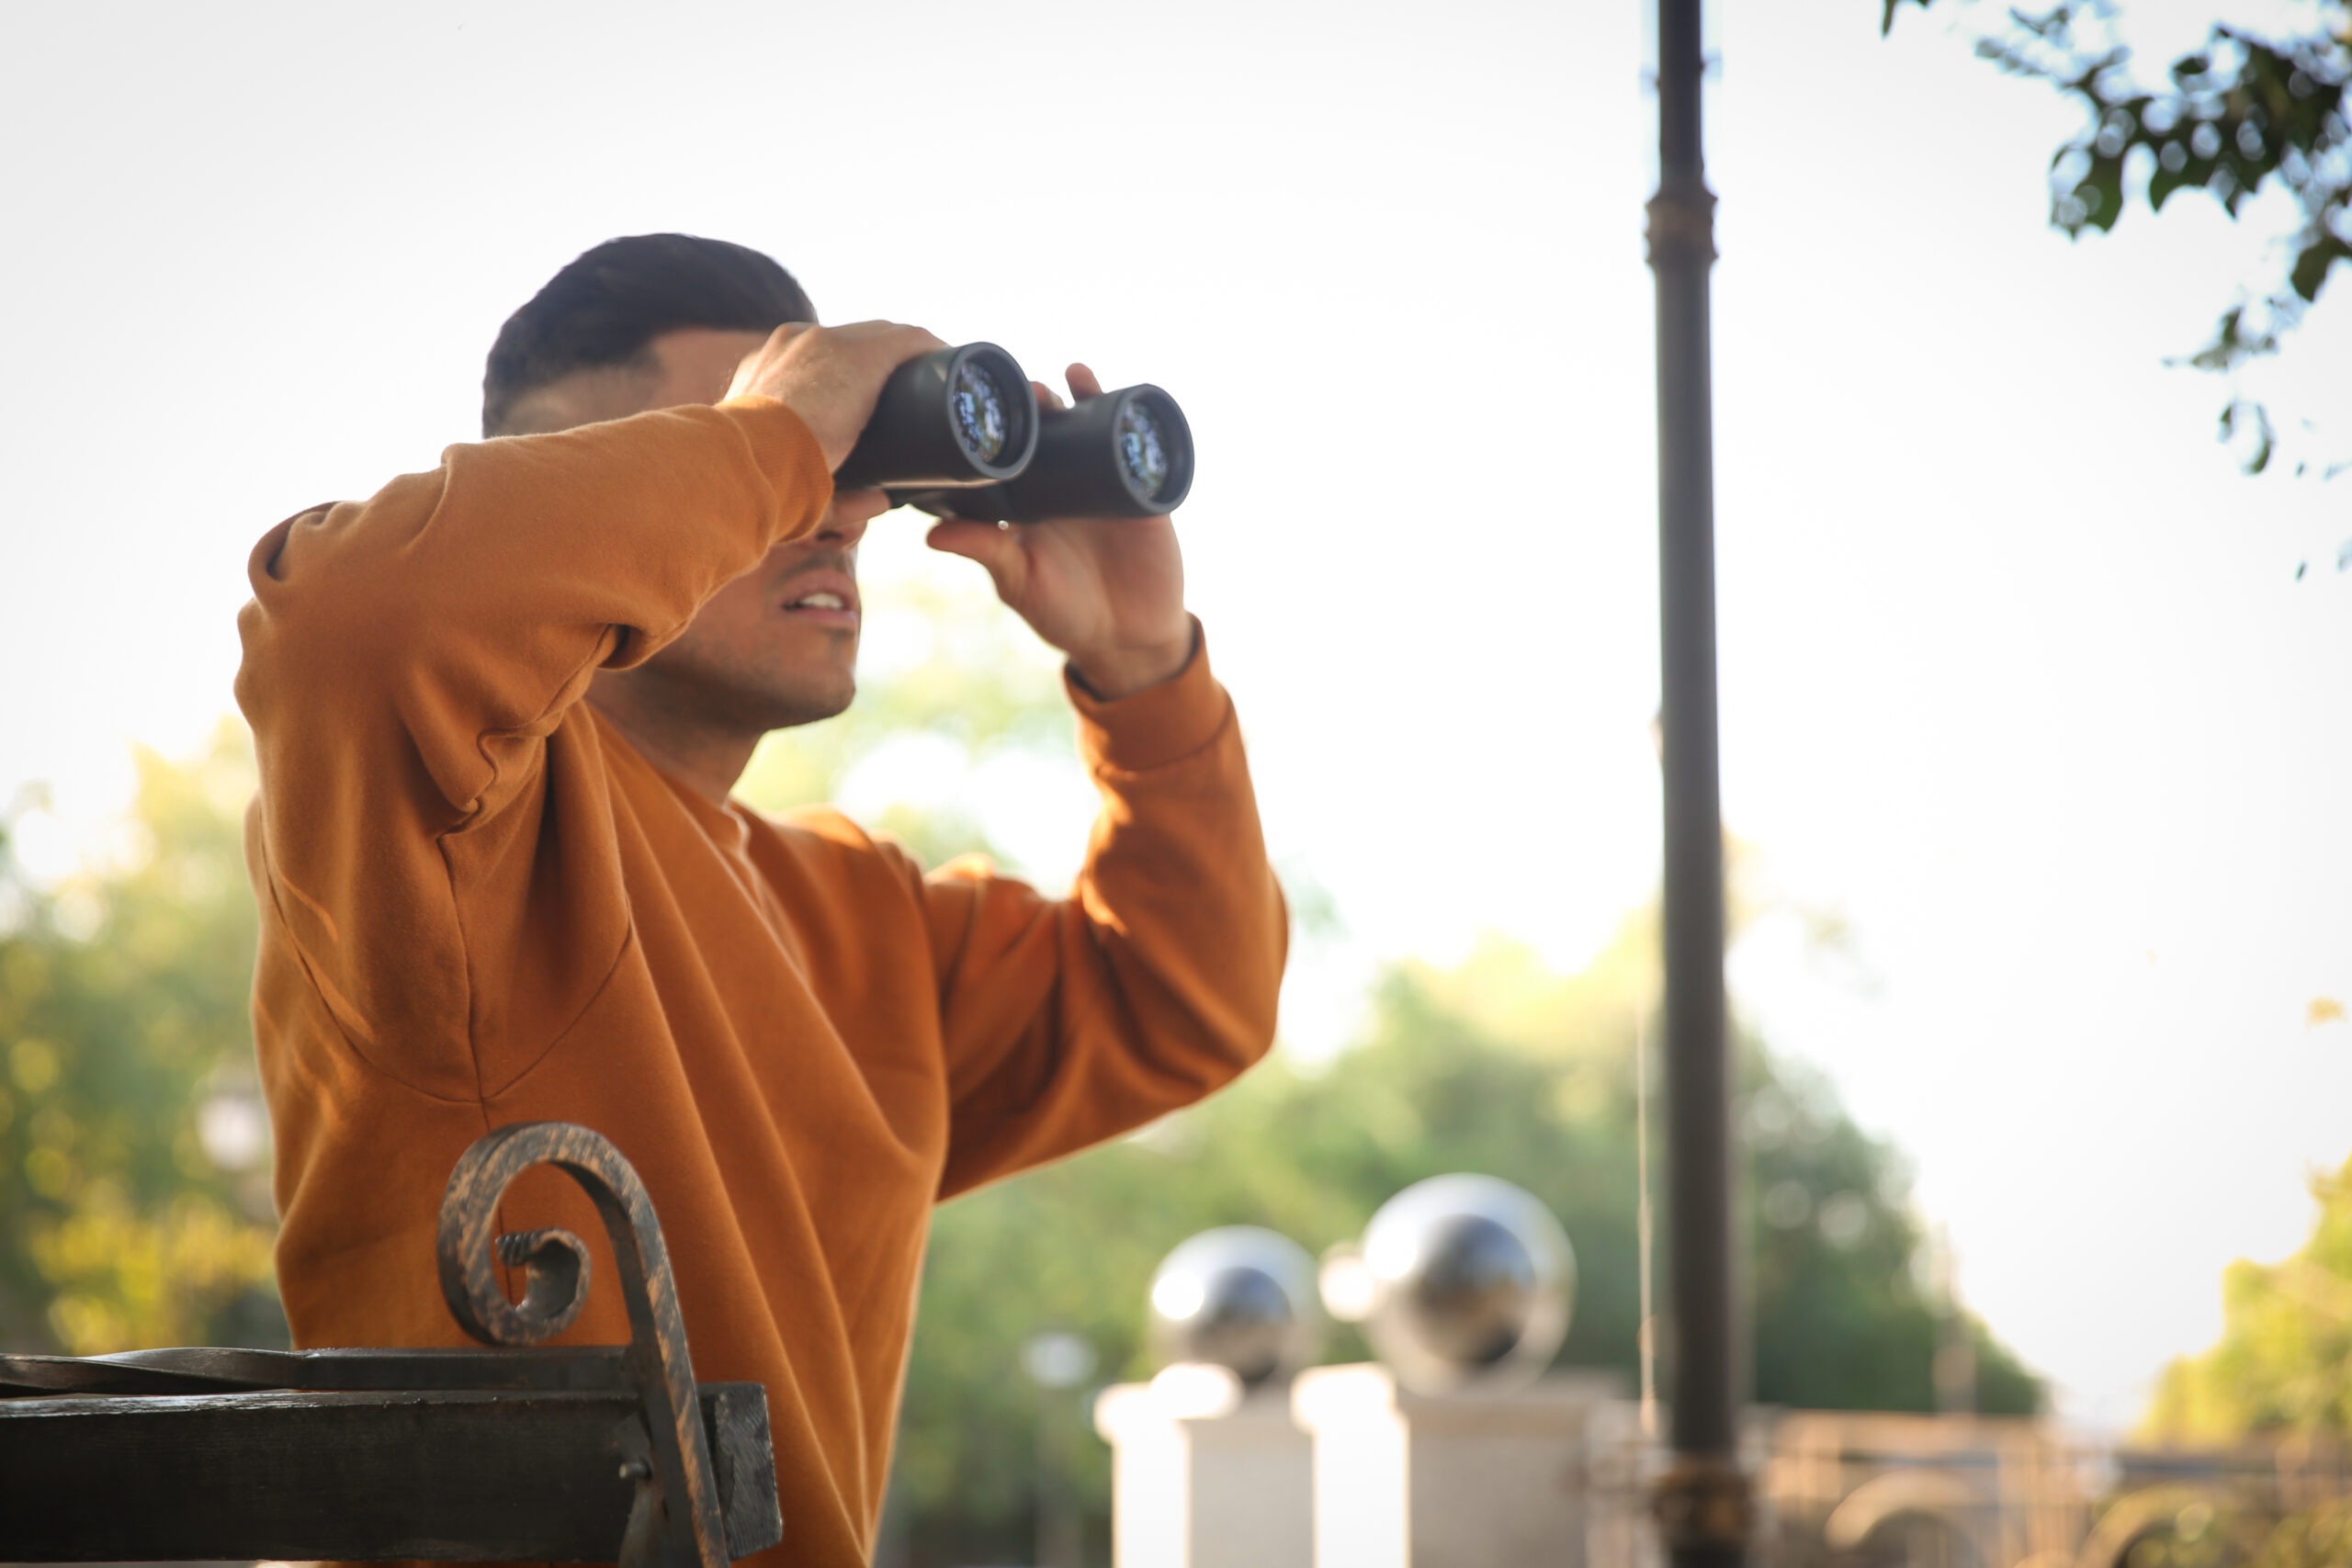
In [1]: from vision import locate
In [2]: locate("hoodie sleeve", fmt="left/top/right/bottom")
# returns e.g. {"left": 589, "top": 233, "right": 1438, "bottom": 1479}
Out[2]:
{"left": 909, "top": 627, "right": 1289, "bottom": 1197}
{"left": 234, "top": 398, "right": 832, "bottom": 1097}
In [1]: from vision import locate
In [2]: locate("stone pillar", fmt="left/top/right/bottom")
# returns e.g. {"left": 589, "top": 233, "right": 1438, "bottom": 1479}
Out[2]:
{"left": 1290, "top": 1364, "right": 1624, "bottom": 1568}
{"left": 1093, "top": 1368, "right": 1315, "bottom": 1568}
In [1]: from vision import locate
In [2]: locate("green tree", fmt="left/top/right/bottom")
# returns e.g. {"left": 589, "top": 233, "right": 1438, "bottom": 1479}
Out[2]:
{"left": 0, "top": 583, "right": 2043, "bottom": 1568}
{"left": 734, "top": 577, "right": 1078, "bottom": 866}
{"left": 2144, "top": 1153, "right": 2352, "bottom": 1438}
{"left": 888, "top": 924, "right": 2041, "bottom": 1566}
{"left": 0, "top": 723, "right": 279, "bottom": 1354}
{"left": 2138, "top": 1158, "right": 2352, "bottom": 1568}
{"left": 1884, "top": 1, "right": 2350, "bottom": 490}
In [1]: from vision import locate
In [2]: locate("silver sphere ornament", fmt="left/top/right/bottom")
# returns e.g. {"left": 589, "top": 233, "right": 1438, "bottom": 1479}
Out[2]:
{"left": 1148, "top": 1226, "right": 1321, "bottom": 1387}
{"left": 1354, "top": 1174, "right": 1575, "bottom": 1393}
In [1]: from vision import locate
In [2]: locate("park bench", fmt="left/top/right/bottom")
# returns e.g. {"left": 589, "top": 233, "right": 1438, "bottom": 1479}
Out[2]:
{"left": 0, "top": 1122, "right": 783, "bottom": 1565}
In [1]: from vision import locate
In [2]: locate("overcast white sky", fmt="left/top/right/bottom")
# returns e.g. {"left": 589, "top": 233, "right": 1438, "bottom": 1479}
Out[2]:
{"left": 2, "top": 0, "right": 2346, "bottom": 1428}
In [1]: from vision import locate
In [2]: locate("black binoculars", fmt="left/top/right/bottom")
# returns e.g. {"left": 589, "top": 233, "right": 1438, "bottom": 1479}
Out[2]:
{"left": 832, "top": 343, "right": 1193, "bottom": 522}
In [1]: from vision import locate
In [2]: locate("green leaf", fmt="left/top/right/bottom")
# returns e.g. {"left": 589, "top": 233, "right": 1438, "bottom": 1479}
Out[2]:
{"left": 2245, "top": 404, "right": 2278, "bottom": 475}
{"left": 2078, "top": 151, "right": 2128, "bottom": 231}
{"left": 2289, "top": 232, "right": 2351, "bottom": 303}
{"left": 2149, "top": 155, "right": 2188, "bottom": 210}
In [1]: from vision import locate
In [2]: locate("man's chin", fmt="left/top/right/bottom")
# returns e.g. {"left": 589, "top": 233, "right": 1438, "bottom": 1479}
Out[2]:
{"left": 755, "top": 674, "right": 855, "bottom": 733}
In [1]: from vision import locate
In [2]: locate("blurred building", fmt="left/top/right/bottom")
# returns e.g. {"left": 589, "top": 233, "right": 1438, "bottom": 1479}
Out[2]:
{"left": 1728, "top": 1410, "right": 2352, "bottom": 1568}
{"left": 1102, "top": 1374, "right": 2352, "bottom": 1568}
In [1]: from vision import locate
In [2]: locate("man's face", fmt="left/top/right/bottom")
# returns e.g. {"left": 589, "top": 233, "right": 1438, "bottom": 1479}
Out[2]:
{"left": 568, "top": 327, "right": 887, "bottom": 734}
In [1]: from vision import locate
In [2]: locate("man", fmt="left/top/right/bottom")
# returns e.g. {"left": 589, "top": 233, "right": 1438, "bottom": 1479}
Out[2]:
{"left": 234, "top": 233, "right": 1285, "bottom": 1564}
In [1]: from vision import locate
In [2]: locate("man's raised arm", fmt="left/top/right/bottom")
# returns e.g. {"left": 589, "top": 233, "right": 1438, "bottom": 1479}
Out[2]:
{"left": 895, "top": 361, "right": 1288, "bottom": 1192}
{"left": 238, "top": 400, "right": 831, "bottom": 826}
{"left": 233, "top": 320, "right": 944, "bottom": 1098}
{"left": 916, "top": 628, "right": 1288, "bottom": 1196}
{"left": 236, "top": 320, "right": 939, "bottom": 831}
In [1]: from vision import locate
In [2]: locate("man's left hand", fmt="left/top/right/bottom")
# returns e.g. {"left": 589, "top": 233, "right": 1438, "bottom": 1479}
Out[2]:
{"left": 924, "top": 364, "right": 1194, "bottom": 701}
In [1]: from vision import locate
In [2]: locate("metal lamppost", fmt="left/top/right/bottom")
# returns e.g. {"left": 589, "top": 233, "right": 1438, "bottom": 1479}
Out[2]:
{"left": 1645, "top": 2, "right": 1750, "bottom": 1566}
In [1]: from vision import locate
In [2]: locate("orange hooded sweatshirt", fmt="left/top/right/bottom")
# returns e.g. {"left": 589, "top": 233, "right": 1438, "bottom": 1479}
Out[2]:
{"left": 233, "top": 396, "right": 1285, "bottom": 1565}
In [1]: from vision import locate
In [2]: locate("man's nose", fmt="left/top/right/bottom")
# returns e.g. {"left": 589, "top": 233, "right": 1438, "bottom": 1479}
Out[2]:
{"left": 818, "top": 488, "right": 889, "bottom": 546}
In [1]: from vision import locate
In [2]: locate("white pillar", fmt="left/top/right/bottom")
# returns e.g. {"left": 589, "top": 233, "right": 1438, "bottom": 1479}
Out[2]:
{"left": 1290, "top": 1364, "right": 1623, "bottom": 1568}
{"left": 1093, "top": 1367, "right": 1316, "bottom": 1568}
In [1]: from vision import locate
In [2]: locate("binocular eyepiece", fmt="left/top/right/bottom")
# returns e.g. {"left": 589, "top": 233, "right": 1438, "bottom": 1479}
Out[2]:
{"left": 833, "top": 343, "right": 1193, "bottom": 523}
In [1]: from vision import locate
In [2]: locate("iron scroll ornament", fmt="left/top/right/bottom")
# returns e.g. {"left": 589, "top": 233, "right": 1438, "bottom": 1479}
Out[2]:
{"left": 436, "top": 1122, "right": 735, "bottom": 1568}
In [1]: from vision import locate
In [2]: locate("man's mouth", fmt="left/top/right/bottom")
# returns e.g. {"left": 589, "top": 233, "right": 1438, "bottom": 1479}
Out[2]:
{"left": 779, "top": 570, "right": 860, "bottom": 627}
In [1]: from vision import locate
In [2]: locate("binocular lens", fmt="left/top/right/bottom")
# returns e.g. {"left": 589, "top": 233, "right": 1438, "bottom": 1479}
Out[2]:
{"left": 835, "top": 343, "right": 1037, "bottom": 491}
{"left": 1115, "top": 399, "right": 1171, "bottom": 502}
{"left": 890, "top": 380, "right": 1193, "bottom": 523}
{"left": 950, "top": 360, "right": 1012, "bottom": 465}
{"left": 854, "top": 341, "right": 1193, "bottom": 522}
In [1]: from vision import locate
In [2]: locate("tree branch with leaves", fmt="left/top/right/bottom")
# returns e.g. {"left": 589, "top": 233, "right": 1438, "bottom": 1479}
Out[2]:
{"left": 1885, "top": 1, "right": 2349, "bottom": 488}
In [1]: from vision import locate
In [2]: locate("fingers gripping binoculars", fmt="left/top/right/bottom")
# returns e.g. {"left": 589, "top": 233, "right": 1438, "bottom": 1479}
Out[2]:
{"left": 832, "top": 343, "right": 1194, "bottom": 522}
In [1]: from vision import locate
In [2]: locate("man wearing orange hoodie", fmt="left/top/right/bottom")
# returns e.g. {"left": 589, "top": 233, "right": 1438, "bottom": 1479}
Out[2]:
{"left": 234, "top": 233, "right": 1286, "bottom": 1565}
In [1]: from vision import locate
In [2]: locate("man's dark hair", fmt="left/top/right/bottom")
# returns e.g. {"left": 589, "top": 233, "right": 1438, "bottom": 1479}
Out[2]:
{"left": 482, "top": 233, "right": 815, "bottom": 436}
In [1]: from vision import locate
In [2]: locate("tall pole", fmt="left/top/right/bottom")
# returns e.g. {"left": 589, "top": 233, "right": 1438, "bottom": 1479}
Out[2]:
{"left": 1645, "top": 4, "right": 1749, "bottom": 1568}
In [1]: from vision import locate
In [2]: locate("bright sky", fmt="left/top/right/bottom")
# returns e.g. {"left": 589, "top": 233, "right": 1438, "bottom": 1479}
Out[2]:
{"left": 3, "top": 0, "right": 2346, "bottom": 1430}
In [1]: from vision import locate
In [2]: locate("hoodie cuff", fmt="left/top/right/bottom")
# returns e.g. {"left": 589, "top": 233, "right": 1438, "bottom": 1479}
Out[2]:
{"left": 1067, "top": 618, "right": 1229, "bottom": 774}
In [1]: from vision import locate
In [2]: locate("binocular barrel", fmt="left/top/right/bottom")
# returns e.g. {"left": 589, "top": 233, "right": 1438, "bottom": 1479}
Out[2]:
{"left": 836, "top": 342, "right": 1193, "bottom": 523}
{"left": 946, "top": 385, "right": 1194, "bottom": 523}
{"left": 834, "top": 343, "right": 1037, "bottom": 491}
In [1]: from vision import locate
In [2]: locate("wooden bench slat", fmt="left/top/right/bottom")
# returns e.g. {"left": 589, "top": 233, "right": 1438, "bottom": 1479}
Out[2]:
{"left": 0, "top": 1382, "right": 782, "bottom": 1562}
{"left": 0, "top": 1346, "right": 634, "bottom": 1399}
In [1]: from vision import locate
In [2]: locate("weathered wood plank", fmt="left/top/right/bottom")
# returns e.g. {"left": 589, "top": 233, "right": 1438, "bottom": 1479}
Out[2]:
{"left": 0, "top": 1382, "right": 781, "bottom": 1562}
{"left": 0, "top": 1346, "right": 634, "bottom": 1398}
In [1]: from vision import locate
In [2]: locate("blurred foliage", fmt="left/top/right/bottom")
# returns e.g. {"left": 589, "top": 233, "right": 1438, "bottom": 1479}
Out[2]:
{"left": 0, "top": 721, "right": 280, "bottom": 1354}
{"left": 1884, "top": 1, "right": 2350, "bottom": 489}
{"left": 736, "top": 576, "right": 1077, "bottom": 868}
{"left": 2120, "top": 1495, "right": 2275, "bottom": 1568}
{"left": 1, "top": 589, "right": 2041, "bottom": 1567}
{"left": 2249, "top": 1496, "right": 2352, "bottom": 1568}
{"left": 2145, "top": 1154, "right": 2352, "bottom": 1438}
{"left": 891, "top": 920, "right": 2041, "bottom": 1565}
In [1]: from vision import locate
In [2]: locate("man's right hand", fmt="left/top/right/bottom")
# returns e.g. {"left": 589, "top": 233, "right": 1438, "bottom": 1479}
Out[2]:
{"left": 725, "top": 321, "right": 948, "bottom": 473}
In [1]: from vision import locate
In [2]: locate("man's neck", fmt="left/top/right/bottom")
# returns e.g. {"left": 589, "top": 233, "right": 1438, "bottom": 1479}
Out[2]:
{"left": 584, "top": 674, "right": 759, "bottom": 807}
